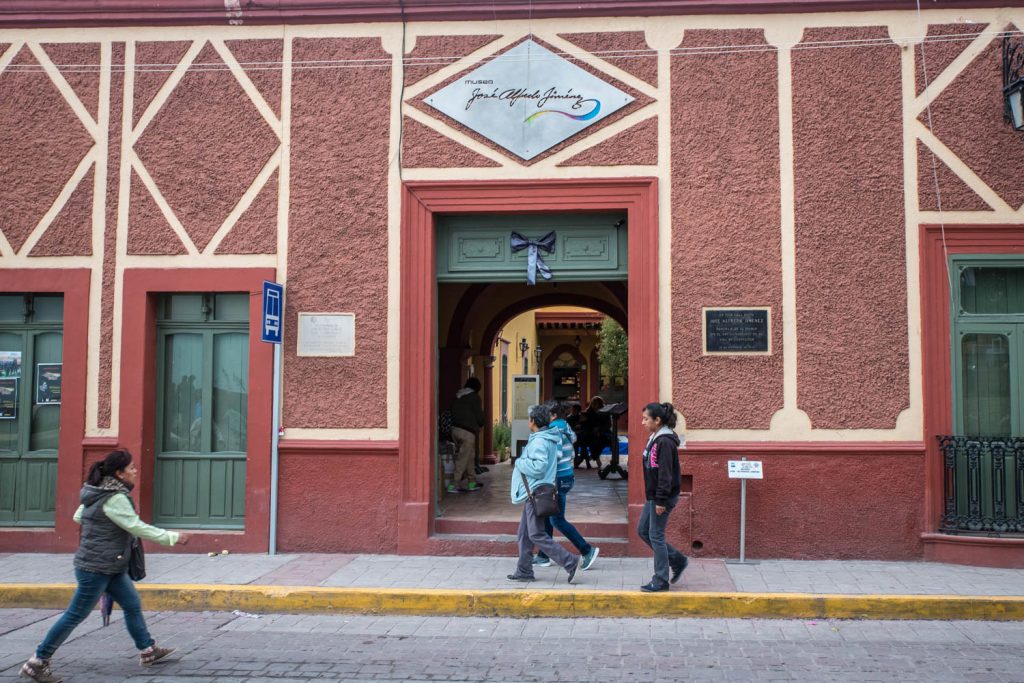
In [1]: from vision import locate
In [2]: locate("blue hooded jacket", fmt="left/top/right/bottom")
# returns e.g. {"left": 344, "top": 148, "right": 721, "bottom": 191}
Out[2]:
{"left": 510, "top": 428, "right": 561, "bottom": 504}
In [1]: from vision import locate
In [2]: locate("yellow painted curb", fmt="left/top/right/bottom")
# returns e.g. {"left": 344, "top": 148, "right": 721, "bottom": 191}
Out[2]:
{"left": 2, "top": 584, "right": 1023, "bottom": 621}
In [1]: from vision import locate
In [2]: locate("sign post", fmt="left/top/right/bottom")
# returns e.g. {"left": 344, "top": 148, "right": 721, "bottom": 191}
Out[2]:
{"left": 725, "top": 457, "right": 763, "bottom": 565}
{"left": 261, "top": 281, "right": 284, "bottom": 555}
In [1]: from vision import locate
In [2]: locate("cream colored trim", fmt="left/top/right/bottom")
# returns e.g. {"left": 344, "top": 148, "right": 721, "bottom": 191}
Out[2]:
{"left": 919, "top": 211, "right": 1024, "bottom": 224}
{"left": 542, "top": 32, "right": 660, "bottom": 101}
{"left": 130, "top": 40, "right": 203, "bottom": 145}
{"left": 382, "top": 25, "right": 403, "bottom": 439}
{"left": 84, "top": 41, "right": 113, "bottom": 437}
{"left": 283, "top": 428, "right": 395, "bottom": 441}
{"left": 402, "top": 32, "right": 521, "bottom": 100}
{"left": 537, "top": 108, "right": 658, "bottom": 168}
{"left": 210, "top": 38, "right": 283, "bottom": 140}
{"left": 28, "top": 43, "right": 102, "bottom": 139}
{"left": 202, "top": 150, "right": 281, "bottom": 255}
{"left": 128, "top": 156, "right": 200, "bottom": 256}
{"left": 398, "top": 165, "right": 659, "bottom": 181}
{"left": 275, "top": 32, "right": 293, "bottom": 433}
{"left": 0, "top": 41, "right": 21, "bottom": 73}
{"left": 402, "top": 105, "right": 514, "bottom": 168}
{"left": 120, "top": 254, "right": 278, "bottom": 268}
{"left": 894, "top": 18, "right": 926, "bottom": 442}
{"left": 643, "top": 23, "right": 679, "bottom": 407}
{"left": 18, "top": 147, "right": 98, "bottom": 256}
{"left": 911, "top": 23, "right": 995, "bottom": 117}
{"left": 915, "top": 123, "right": 1014, "bottom": 213}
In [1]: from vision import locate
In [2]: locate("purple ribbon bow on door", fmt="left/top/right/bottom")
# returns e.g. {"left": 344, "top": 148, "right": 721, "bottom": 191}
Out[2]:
{"left": 510, "top": 231, "right": 556, "bottom": 285}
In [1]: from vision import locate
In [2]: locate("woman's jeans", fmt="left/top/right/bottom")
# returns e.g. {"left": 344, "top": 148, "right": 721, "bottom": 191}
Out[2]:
{"left": 539, "top": 475, "right": 592, "bottom": 557}
{"left": 36, "top": 568, "right": 154, "bottom": 659}
{"left": 637, "top": 497, "right": 687, "bottom": 587}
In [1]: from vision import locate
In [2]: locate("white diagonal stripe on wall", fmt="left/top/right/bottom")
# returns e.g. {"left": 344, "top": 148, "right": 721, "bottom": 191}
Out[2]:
{"left": 911, "top": 24, "right": 995, "bottom": 117}
{"left": 18, "top": 146, "right": 98, "bottom": 255}
{"left": 915, "top": 122, "right": 1014, "bottom": 214}
{"left": 130, "top": 39, "right": 204, "bottom": 144}
{"left": 129, "top": 154, "right": 200, "bottom": 256}
{"left": 28, "top": 42, "right": 101, "bottom": 141}
{"left": 402, "top": 32, "right": 520, "bottom": 99}
{"left": 0, "top": 41, "right": 22, "bottom": 74}
{"left": 542, "top": 32, "right": 660, "bottom": 101}
{"left": 533, "top": 108, "right": 658, "bottom": 169}
{"left": 210, "top": 38, "right": 282, "bottom": 139}
{"left": 202, "top": 149, "right": 281, "bottom": 254}
{"left": 403, "top": 105, "right": 514, "bottom": 167}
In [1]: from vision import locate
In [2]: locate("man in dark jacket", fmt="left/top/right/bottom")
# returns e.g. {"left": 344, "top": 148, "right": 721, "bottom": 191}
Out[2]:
{"left": 639, "top": 401, "right": 688, "bottom": 592}
{"left": 449, "top": 377, "right": 484, "bottom": 492}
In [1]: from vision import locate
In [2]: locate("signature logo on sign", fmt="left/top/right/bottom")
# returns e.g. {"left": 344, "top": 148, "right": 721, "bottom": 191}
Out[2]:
{"left": 464, "top": 85, "right": 601, "bottom": 123}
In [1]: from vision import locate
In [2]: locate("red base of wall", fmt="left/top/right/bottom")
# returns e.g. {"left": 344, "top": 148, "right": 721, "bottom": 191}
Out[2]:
{"left": 923, "top": 534, "right": 1024, "bottom": 569}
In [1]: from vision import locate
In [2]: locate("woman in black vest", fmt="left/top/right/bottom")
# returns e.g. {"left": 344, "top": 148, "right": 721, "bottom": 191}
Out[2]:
{"left": 21, "top": 450, "right": 190, "bottom": 683}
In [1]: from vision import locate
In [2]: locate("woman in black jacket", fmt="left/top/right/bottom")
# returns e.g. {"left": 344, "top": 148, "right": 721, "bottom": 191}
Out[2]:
{"left": 638, "top": 402, "right": 689, "bottom": 592}
{"left": 20, "top": 450, "right": 190, "bottom": 683}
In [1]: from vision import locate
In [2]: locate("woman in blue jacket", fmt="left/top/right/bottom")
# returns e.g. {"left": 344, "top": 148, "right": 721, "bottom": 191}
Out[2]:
{"left": 506, "top": 404, "right": 581, "bottom": 584}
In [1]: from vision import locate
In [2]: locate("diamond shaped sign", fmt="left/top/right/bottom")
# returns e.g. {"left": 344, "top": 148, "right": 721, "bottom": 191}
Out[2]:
{"left": 426, "top": 39, "right": 634, "bottom": 161}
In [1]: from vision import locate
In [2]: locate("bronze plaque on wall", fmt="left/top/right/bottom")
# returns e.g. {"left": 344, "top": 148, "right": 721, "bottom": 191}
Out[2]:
{"left": 703, "top": 308, "right": 771, "bottom": 355}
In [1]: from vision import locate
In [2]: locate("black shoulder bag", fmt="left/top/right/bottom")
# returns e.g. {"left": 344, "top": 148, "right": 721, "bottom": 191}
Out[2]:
{"left": 128, "top": 538, "right": 146, "bottom": 581}
{"left": 520, "top": 471, "right": 560, "bottom": 518}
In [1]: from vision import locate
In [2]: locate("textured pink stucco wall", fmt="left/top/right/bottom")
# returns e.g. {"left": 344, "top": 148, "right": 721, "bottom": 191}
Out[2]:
{"left": 559, "top": 116, "right": 658, "bottom": 166}
{"left": 216, "top": 169, "right": 279, "bottom": 254}
{"left": 404, "top": 34, "right": 502, "bottom": 86}
{"left": 225, "top": 39, "right": 283, "bottom": 116}
{"left": 793, "top": 27, "right": 908, "bottom": 429}
{"left": 30, "top": 167, "right": 94, "bottom": 257}
{"left": 921, "top": 26, "right": 1024, "bottom": 210}
{"left": 42, "top": 42, "right": 101, "bottom": 121}
{"left": 670, "top": 29, "right": 783, "bottom": 429}
{"left": 285, "top": 37, "right": 390, "bottom": 429}
{"left": 412, "top": 36, "right": 651, "bottom": 165}
{"left": 917, "top": 140, "right": 989, "bottom": 212}
{"left": 134, "top": 41, "right": 278, "bottom": 253}
{"left": 401, "top": 116, "right": 501, "bottom": 168}
{"left": 558, "top": 31, "right": 658, "bottom": 87}
{"left": 98, "top": 43, "right": 124, "bottom": 429}
{"left": 0, "top": 46, "right": 94, "bottom": 254}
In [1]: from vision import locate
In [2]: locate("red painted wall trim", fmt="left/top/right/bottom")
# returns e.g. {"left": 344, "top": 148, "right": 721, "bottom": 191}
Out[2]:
{"left": 0, "top": 269, "right": 90, "bottom": 552}
{"left": 400, "top": 178, "right": 660, "bottom": 555}
{"left": 279, "top": 439, "right": 399, "bottom": 456}
{"left": 920, "top": 224, "right": 1024, "bottom": 566}
{"left": 120, "top": 268, "right": 275, "bottom": 554}
{"left": 3, "top": 1, "right": 1020, "bottom": 28}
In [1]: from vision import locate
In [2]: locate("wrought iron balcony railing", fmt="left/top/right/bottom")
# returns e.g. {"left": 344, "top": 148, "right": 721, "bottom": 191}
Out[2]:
{"left": 938, "top": 436, "right": 1024, "bottom": 535}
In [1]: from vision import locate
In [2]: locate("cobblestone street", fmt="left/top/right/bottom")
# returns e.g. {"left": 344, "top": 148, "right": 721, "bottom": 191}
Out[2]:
{"left": 3, "top": 609, "right": 1024, "bottom": 682}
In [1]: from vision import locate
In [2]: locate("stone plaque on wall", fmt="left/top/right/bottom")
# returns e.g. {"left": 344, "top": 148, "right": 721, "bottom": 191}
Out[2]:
{"left": 297, "top": 313, "right": 355, "bottom": 357}
{"left": 703, "top": 308, "right": 771, "bottom": 355}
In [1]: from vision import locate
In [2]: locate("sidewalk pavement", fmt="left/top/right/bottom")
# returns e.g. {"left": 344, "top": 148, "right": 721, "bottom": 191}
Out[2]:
{"left": 1, "top": 552, "right": 1022, "bottom": 620}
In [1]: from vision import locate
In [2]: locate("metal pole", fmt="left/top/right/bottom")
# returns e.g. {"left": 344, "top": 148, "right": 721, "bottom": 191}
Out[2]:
{"left": 269, "top": 341, "right": 281, "bottom": 555}
{"left": 739, "top": 477, "right": 747, "bottom": 564}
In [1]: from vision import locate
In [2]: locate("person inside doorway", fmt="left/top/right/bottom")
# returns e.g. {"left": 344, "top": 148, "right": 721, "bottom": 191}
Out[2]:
{"left": 577, "top": 396, "right": 612, "bottom": 469}
{"left": 449, "top": 377, "right": 484, "bottom": 493}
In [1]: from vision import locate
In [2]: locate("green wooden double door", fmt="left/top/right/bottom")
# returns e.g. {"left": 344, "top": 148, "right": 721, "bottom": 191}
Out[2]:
{"left": 0, "top": 295, "right": 63, "bottom": 526}
{"left": 154, "top": 294, "right": 249, "bottom": 529}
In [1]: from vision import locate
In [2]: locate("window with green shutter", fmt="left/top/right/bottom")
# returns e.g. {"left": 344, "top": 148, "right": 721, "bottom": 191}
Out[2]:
{"left": 154, "top": 293, "right": 248, "bottom": 529}
{"left": 0, "top": 294, "right": 63, "bottom": 527}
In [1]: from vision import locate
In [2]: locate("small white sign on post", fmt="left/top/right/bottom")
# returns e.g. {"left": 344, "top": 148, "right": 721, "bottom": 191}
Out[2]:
{"left": 728, "top": 460, "right": 764, "bottom": 479}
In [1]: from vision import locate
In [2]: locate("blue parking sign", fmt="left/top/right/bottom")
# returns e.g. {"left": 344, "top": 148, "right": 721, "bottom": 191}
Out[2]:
{"left": 261, "top": 281, "right": 283, "bottom": 344}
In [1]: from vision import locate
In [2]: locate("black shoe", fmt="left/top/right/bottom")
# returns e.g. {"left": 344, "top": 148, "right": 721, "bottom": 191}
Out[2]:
{"left": 640, "top": 580, "right": 669, "bottom": 592}
{"left": 566, "top": 556, "right": 581, "bottom": 584}
{"left": 506, "top": 574, "right": 536, "bottom": 582}
{"left": 670, "top": 556, "right": 689, "bottom": 584}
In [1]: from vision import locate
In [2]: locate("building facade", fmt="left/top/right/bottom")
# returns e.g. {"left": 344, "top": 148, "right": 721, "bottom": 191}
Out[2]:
{"left": 1, "top": 0, "right": 1023, "bottom": 566}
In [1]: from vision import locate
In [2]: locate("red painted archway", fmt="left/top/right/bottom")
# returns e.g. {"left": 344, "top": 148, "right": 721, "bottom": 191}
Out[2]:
{"left": 400, "top": 178, "right": 659, "bottom": 555}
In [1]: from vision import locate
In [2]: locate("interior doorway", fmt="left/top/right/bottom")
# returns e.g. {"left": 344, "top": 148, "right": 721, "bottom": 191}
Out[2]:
{"left": 397, "top": 179, "right": 659, "bottom": 556}
{"left": 433, "top": 211, "right": 630, "bottom": 539}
